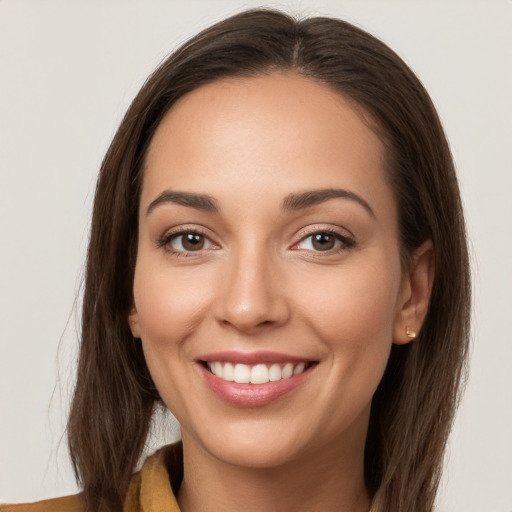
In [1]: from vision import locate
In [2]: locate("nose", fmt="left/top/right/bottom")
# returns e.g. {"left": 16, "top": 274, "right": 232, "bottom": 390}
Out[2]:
{"left": 214, "top": 247, "right": 291, "bottom": 334}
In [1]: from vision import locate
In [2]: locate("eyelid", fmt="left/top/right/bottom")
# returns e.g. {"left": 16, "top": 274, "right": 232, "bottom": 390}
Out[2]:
{"left": 156, "top": 224, "right": 355, "bottom": 255}
{"left": 290, "top": 225, "right": 356, "bottom": 251}
{"left": 157, "top": 225, "right": 220, "bottom": 254}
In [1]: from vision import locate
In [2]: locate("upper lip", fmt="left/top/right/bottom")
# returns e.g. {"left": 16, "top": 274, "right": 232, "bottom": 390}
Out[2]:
{"left": 197, "top": 350, "right": 314, "bottom": 365}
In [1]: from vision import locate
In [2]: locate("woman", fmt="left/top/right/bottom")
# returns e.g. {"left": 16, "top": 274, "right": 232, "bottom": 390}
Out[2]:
{"left": 2, "top": 8, "right": 470, "bottom": 512}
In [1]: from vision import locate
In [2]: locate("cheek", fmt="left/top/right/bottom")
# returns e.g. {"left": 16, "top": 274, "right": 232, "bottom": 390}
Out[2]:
{"left": 295, "top": 259, "right": 401, "bottom": 381}
{"left": 295, "top": 262, "right": 401, "bottom": 433}
{"left": 132, "top": 261, "right": 217, "bottom": 416}
{"left": 300, "top": 262, "right": 400, "bottom": 335}
{"left": 133, "top": 261, "right": 213, "bottom": 347}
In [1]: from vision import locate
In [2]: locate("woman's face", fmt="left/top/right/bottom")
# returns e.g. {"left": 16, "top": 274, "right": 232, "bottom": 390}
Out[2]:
{"left": 129, "top": 73, "right": 415, "bottom": 469}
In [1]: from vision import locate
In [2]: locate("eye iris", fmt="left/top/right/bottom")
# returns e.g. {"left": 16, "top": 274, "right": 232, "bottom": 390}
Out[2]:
{"left": 182, "top": 233, "right": 204, "bottom": 251}
{"left": 312, "top": 233, "right": 335, "bottom": 251}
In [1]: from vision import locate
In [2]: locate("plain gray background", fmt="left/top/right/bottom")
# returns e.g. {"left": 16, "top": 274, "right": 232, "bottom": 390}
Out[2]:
{"left": 1, "top": 1, "right": 511, "bottom": 510}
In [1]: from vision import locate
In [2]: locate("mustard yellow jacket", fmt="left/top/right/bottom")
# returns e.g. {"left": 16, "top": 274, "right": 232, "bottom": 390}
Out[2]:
{"left": 0, "top": 444, "right": 182, "bottom": 512}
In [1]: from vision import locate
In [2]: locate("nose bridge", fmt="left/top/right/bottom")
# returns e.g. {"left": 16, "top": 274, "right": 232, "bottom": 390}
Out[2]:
{"left": 215, "top": 240, "right": 289, "bottom": 332}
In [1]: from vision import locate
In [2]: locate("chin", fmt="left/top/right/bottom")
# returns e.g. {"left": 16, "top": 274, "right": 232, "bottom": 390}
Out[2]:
{"left": 182, "top": 418, "right": 313, "bottom": 470}
{"left": 212, "top": 435, "right": 305, "bottom": 469}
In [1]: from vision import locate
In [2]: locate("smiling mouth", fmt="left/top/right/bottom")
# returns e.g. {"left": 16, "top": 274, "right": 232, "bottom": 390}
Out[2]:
{"left": 202, "top": 361, "right": 316, "bottom": 384}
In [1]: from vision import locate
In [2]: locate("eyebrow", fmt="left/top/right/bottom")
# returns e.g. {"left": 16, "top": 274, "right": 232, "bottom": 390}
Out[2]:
{"left": 282, "top": 188, "right": 375, "bottom": 218}
{"left": 146, "top": 187, "right": 374, "bottom": 218}
{"left": 146, "top": 190, "right": 220, "bottom": 215}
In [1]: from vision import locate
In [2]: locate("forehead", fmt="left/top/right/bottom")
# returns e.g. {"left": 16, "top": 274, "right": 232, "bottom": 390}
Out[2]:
{"left": 142, "top": 73, "right": 395, "bottom": 223}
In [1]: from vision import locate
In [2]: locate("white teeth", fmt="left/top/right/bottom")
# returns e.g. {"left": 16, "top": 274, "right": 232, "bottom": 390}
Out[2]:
{"left": 250, "top": 364, "right": 269, "bottom": 384}
{"left": 268, "top": 363, "right": 282, "bottom": 381}
{"left": 223, "top": 362, "right": 234, "bottom": 381}
{"left": 207, "top": 361, "right": 309, "bottom": 384}
{"left": 212, "top": 361, "right": 223, "bottom": 378}
{"left": 282, "top": 363, "right": 293, "bottom": 379}
{"left": 293, "top": 362, "right": 305, "bottom": 375}
{"left": 233, "top": 363, "right": 251, "bottom": 383}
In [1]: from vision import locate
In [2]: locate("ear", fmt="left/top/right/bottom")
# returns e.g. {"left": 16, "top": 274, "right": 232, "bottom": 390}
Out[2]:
{"left": 393, "top": 240, "right": 435, "bottom": 345}
{"left": 128, "top": 306, "right": 141, "bottom": 338}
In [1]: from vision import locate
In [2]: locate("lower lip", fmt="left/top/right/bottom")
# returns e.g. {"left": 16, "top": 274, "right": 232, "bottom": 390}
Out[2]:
{"left": 198, "top": 363, "right": 314, "bottom": 407}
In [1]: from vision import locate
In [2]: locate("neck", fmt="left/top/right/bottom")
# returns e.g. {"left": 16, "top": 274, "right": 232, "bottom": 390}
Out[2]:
{"left": 177, "top": 434, "right": 371, "bottom": 512}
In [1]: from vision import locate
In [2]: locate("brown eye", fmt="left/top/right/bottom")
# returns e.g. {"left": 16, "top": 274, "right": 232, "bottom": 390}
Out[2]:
{"left": 311, "top": 233, "right": 336, "bottom": 251}
{"left": 170, "top": 232, "right": 210, "bottom": 252}
{"left": 182, "top": 233, "right": 204, "bottom": 250}
{"left": 294, "top": 230, "right": 353, "bottom": 253}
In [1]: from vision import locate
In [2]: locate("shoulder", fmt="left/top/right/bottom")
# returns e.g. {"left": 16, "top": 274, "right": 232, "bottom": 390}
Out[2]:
{"left": 0, "top": 443, "right": 182, "bottom": 512}
{"left": 0, "top": 494, "right": 83, "bottom": 512}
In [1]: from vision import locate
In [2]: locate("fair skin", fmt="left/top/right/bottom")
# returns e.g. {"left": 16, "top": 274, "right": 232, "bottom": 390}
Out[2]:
{"left": 129, "top": 73, "right": 433, "bottom": 512}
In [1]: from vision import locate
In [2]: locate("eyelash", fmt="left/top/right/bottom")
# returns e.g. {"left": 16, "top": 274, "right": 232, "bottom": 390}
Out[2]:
{"left": 292, "top": 228, "right": 355, "bottom": 254}
{"left": 157, "top": 227, "right": 355, "bottom": 256}
{"left": 157, "top": 227, "right": 217, "bottom": 257}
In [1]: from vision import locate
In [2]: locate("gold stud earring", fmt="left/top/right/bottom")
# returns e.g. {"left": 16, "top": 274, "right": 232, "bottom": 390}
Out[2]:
{"left": 406, "top": 326, "right": 417, "bottom": 339}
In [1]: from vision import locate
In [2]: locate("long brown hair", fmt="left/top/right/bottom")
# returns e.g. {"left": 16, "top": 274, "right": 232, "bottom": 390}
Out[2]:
{"left": 67, "top": 9, "right": 471, "bottom": 511}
